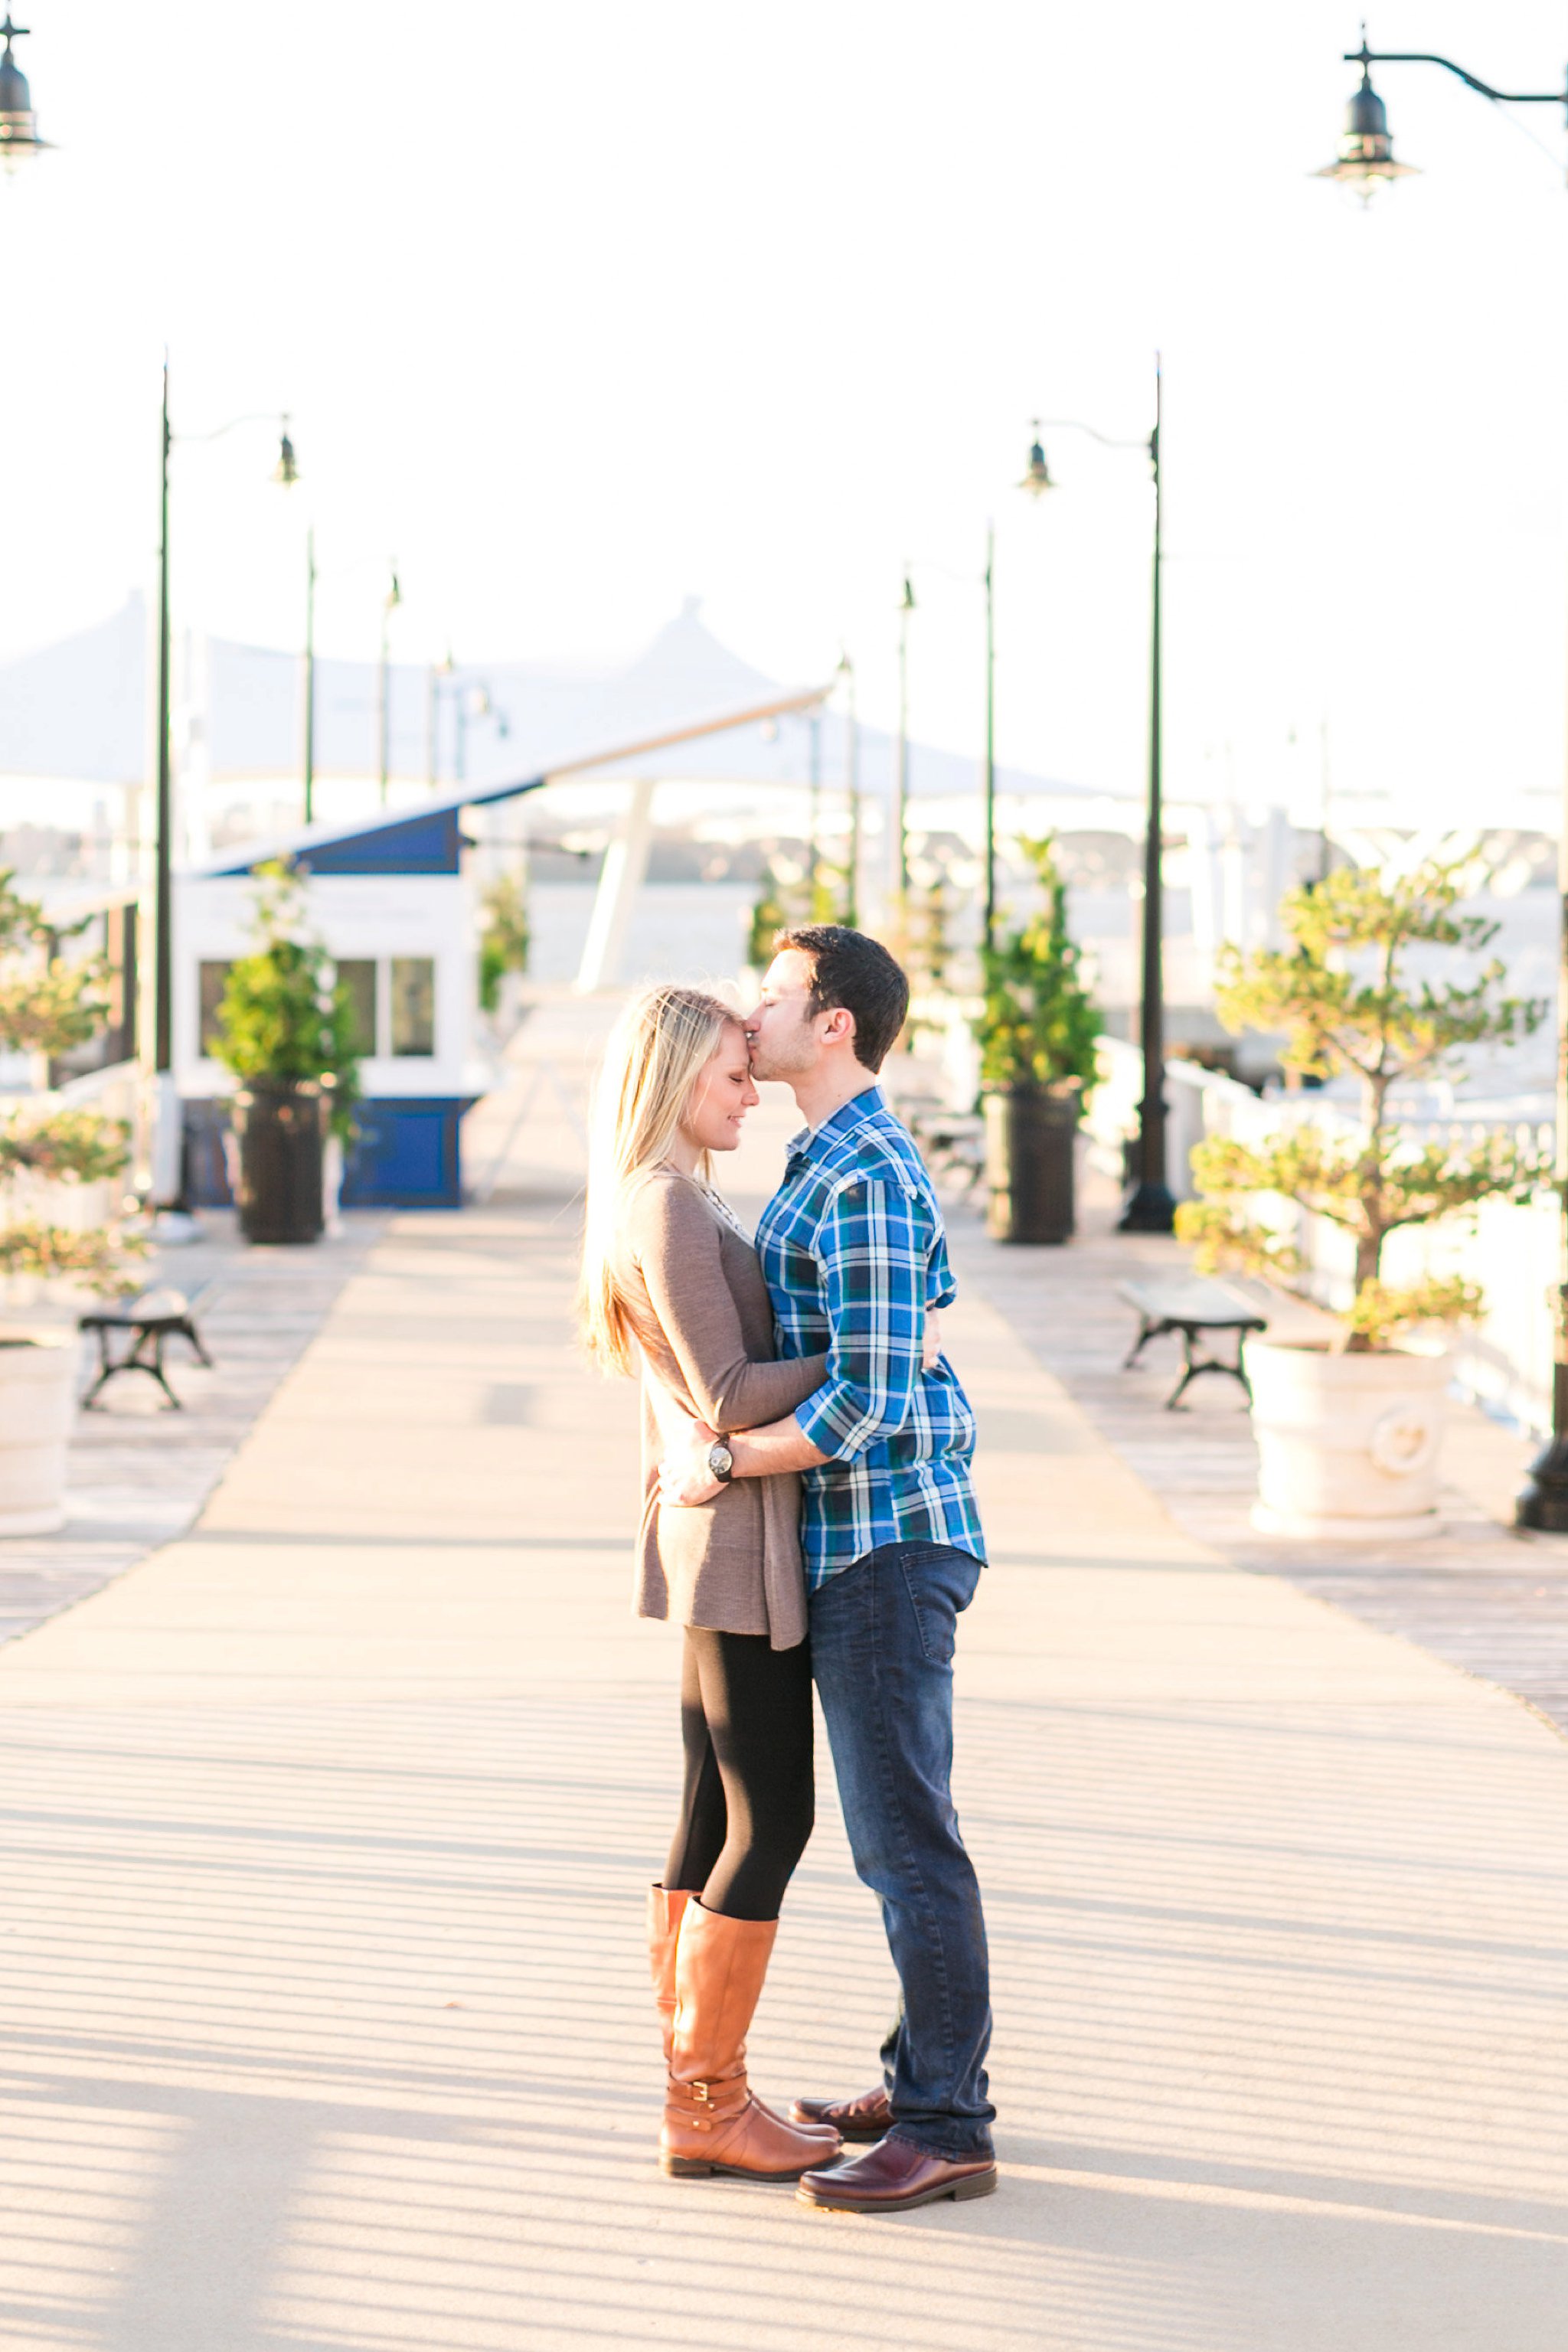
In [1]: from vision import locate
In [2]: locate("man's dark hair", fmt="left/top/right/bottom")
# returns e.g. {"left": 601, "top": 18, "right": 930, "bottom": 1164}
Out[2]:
{"left": 775, "top": 924, "right": 910, "bottom": 1073}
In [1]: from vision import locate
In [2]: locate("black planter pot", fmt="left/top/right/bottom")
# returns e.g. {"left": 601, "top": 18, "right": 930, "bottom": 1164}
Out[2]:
{"left": 231, "top": 1080, "right": 325, "bottom": 1245}
{"left": 984, "top": 1087, "right": 1079, "bottom": 1245}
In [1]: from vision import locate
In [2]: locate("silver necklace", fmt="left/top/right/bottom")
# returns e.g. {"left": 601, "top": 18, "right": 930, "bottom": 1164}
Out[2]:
{"left": 695, "top": 1176, "right": 753, "bottom": 1245}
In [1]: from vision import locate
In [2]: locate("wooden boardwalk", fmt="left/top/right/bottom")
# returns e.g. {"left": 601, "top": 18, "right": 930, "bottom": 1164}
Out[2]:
{"left": 0, "top": 1212, "right": 384, "bottom": 1648}
{"left": 1, "top": 1187, "right": 1563, "bottom": 2350}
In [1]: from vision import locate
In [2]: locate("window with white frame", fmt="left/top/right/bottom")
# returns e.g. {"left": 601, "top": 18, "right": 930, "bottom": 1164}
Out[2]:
{"left": 198, "top": 955, "right": 438, "bottom": 1061}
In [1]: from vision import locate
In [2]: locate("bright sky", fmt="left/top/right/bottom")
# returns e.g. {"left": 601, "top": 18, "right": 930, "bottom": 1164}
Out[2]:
{"left": 5, "top": 1, "right": 1568, "bottom": 826}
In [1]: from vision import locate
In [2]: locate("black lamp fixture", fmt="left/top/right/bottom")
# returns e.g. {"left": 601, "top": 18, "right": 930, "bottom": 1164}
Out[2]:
{"left": 1315, "top": 41, "right": 1419, "bottom": 195}
{"left": 0, "top": 14, "right": 52, "bottom": 169}
{"left": 273, "top": 420, "right": 300, "bottom": 487}
{"left": 1018, "top": 427, "right": 1055, "bottom": 499}
{"left": 1317, "top": 26, "right": 1568, "bottom": 201}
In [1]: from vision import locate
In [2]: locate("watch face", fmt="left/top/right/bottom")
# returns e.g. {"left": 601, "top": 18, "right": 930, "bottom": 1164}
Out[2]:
{"left": 710, "top": 1442, "right": 733, "bottom": 1479}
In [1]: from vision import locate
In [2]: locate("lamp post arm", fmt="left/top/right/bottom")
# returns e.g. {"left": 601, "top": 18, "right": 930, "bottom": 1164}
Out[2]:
{"left": 176, "top": 410, "right": 290, "bottom": 445}
{"left": 1037, "top": 417, "right": 1149, "bottom": 454}
{"left": 1348, "top": 44, "right": 1567, "bottom": 108}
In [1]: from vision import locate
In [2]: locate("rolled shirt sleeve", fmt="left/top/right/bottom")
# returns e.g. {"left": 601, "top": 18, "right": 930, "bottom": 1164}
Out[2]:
{"left": 795, "top": 1174, "right": 929, "bottom": 1460}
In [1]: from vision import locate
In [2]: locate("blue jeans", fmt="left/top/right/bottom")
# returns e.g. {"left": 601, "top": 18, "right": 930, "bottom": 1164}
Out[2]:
{"left": 809, "top": 1538, "right": 995, "bottom": 2161}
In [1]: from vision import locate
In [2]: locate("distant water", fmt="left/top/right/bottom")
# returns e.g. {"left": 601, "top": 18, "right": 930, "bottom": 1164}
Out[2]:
{"left": 528, "top": 881, "right": 756, "bottom": 988}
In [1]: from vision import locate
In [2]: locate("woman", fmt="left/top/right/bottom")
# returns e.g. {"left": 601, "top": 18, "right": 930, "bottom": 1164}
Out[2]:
{"left": 577, "top": 983, "right": 840, "bottom": 2183}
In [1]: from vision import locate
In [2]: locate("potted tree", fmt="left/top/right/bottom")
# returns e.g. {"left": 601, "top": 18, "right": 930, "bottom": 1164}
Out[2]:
{"left": 212, "top": 861, "right": 361, "bottom": 1246}
{"left": 478, "top": 870, "right": 531, "bottom": 1034}
{"left": 1177, "top": 860, "right": 1549, "bottom": 1536}
{"left": 0, "top": 871, "right": 143, "bottom": 1533}
{"left": 974, "top": 834, "right": 1100, "bottom": 1243}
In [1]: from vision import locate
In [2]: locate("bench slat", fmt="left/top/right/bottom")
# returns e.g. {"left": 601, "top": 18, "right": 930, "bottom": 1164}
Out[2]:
{"left": 1117, "top": 1277, "right": 1267, "bottom": 1331}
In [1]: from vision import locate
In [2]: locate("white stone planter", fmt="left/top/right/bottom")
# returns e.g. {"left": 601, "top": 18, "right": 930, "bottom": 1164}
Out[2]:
{"left": 0, "top": 1331, "right": 77, "bottom": 1536}
{"left": 1247, "top": 1338, "right": 1449, "bottom": 1540}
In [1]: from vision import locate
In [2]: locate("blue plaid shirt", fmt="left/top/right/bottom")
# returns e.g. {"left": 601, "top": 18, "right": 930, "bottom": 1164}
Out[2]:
{"left": 755, "top": 1085, "right": 985, "bottom": 1587}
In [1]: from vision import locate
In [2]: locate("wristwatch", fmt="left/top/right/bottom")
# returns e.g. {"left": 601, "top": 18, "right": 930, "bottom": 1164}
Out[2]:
{"left": 707, "top": 1439, "right": 735, "bottom": 1485}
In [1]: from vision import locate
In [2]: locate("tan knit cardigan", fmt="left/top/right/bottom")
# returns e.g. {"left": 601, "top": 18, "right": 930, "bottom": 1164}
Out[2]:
{"left": 614, "top": 1168, "right": 828, "bottom": 1651}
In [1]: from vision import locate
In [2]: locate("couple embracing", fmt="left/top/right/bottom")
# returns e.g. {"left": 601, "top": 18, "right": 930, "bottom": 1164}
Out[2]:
{"left": 577, "top": 923, "right": 995, "bottom": 2216}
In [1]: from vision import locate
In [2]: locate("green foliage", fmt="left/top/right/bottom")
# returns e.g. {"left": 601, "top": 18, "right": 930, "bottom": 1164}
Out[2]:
{"left": 0, "top": 1107, "right": 132, "bottom": 1186}
{"left": 0, "top": 1219, "right": 146, "bottom": 1292}
{"left": 212, "top": 862, "right": 361, "bottom": 1137}
{"left": 974, "top": 835, "right": 1100, "bottom": 1098}
{"left": 747, "top": 839, "right": 851, "bottom": 969}
{"left": 747, "top": 853, "right": 816, "bottom": 968}
{"left": 746, "top": 872, "right": 790, "bottom": 971}
{"left": 1342, "top": 1275, "right": 1482, "bottom": 1351}
{"left": 1212, "top": 860, "right": 1543, "bottom": 1091}
{"left": 906, "top": 861, "right": 956, "bottom": 995}
{"left": 1179, "top": 858, "right": 1550, "bottom": 1351}
{"left": 0, "top": 871, "right": 140, "bottom": 1294}
{"left": 809, "top": 855, "right": 848, "bottom": 925}
{"left": 0, "top": 869, "right": 112, "bottom": 1059}
{"left": 478, "top": 872, "right": 531, "bottom": 1014}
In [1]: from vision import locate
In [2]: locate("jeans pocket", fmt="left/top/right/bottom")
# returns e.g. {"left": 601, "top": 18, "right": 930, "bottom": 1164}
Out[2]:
{"left": 898, "top": 1546, "right": 982, "bottom": 1668}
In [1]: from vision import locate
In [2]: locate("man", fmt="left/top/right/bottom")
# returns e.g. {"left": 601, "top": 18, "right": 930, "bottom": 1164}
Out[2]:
{"left": 658, "top": 923, "right": 995, "bottom": 2215}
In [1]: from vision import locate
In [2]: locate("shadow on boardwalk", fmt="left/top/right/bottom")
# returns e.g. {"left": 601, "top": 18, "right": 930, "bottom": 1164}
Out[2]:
{"left": 0, "top": 1188, "right": 1563, "bottom": 2350}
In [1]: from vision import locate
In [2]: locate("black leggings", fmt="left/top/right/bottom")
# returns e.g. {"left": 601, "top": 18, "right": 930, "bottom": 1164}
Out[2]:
{"left": 663, "top": 1626, "right": 815, "bottom": 1922}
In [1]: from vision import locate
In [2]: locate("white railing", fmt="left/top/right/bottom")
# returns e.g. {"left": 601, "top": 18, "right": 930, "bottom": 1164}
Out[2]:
{"left": 1085, "top": 1036, "right": 1266, "bottom": 1200}
{"left": 1089, "top": 1037, "right": 1559, "bottom": 1435}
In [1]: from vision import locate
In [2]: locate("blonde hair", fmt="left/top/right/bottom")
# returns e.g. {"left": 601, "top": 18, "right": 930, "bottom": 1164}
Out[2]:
{"left": 577, "top": 982, "right": 740, "bottom": 1376}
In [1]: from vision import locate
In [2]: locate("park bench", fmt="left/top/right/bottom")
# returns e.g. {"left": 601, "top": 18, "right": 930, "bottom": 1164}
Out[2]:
{"left": 79, "top": 1284, "right": 214, "bottom": 1412}
{"left": 1117, "top": 1275, "right": 1267, "bottom": 1410}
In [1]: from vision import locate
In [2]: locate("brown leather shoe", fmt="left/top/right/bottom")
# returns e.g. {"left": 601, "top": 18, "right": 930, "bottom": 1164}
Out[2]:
{"left": 790, "top": 2084, "right": 893, "bottom": 2141}
{"left": 796, "top": 2135, "right": 998, "bottom": 2213}
{"left": 662, "top": 1903, "right": 841, "bottom": 2181}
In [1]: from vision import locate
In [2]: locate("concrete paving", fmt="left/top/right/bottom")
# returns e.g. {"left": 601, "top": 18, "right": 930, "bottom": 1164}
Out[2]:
{"left": 1, "top": 1039, "right": 1565, "bottom": 2348}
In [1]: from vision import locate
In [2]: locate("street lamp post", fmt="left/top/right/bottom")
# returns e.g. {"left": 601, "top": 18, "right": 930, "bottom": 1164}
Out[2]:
{"left": 302, "top": 526, "right": 317, "bottom": 823}
{"left": 982, "top": 531, "right": 996, "bottom": 952}
{"left": 1020, "top": 361, "right": 1174, "bottom": 1233}
{"left": 151, "top": 369, "right": 296, "bottom": 1210}
{"left": 838, "top": 652, "right": 860, "bottom": 927}
{"left": 456, "top": 680, "right": 507, "bottom": 784}
{"left": 807, "top": 709, "right": 822, "bottom": 912}
{"left": 426, "top": 658, "right": 509, "bottom": 789}
{"left": 0, "top": 14, "right": 53, "bottom": 168}
{"left": 1312, "top": 37, "right": 1568, "bottom": 1524}
{"left": 376, "top": 564, "right": 402, "bottom": 805}
{"left": 1132, "top": 361, "right": 1171, "bottom": 1236}
{"left": 893, "top": 573, "right": 915, "bottom": 928}
{"left": 155, "top": 365, "right": 173, "bottom": 1116}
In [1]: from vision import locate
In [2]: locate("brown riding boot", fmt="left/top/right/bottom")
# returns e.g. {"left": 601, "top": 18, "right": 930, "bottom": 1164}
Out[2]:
{"left": 662, "top": 1902, "right": 841, "bottom": 2180}
{"left": 649, "top": 1887, "right": 832, "bottom": 2145}
{"left": 646, "top": 1885, "right": 691, "bottom": 2065}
